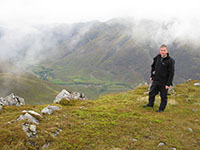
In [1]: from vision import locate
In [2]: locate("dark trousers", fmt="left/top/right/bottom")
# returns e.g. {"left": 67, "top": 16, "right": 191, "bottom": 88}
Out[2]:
{"left": 148, "top": 81, "right": 168, "bottom": 111}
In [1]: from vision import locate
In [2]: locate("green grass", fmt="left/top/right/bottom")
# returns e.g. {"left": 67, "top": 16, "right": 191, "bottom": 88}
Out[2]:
{"left": 0, "top": 80, "right": 200, "bottom": 150}
{"left": 0, "top": 73, "right": 67, "bottom": 105}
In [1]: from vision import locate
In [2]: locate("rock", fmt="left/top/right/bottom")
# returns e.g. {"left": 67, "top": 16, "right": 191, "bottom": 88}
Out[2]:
{"left": 188, "top": 128, "right": 193, "bottom": 132}
{"left": 71, "top": 92, "right": 87, "bottom": 100}
{"left": 53, "top": 89, "right": 87, "bottom": 104}
{"left": 0, "top": 97, "right": 8, "bottom": 105}
{"left": 53, "top": 89, "right": 70, "bottom": 103}
{"left": 0, "top": 104, "right": 2, "bottom": 111}
{"left": 22, "top": 122, "right": 37, "bottom": 138}
{"left": 194, "top": 83, "right": 200, "bottom": 86}
{"left": 30, "top": 125, "right": 37, "bottom": 132}
{"left": 132, "top": 139, "right": 138, "bottom": 142}
{"left": 157, "top": 142, "right": 165, "bottom": 147}
{"left": 170, "top": 148, "right": 176, "bottom": 150}
{"left": 22, "top": 110, "right": 42, "bottom": 118}
{"left": 52, "top": 128, "right": 62, "bottom": 137}
{"left": 17, "top": 113, "right": 39, "bottom": 124}
{"left": 168, "top": 86, "right": 176, "bottom": 95}
{"left": 0, "top": 93, "right": 25, "bottom": 106}
{"left": 42, "top": 142, "right": 50, "bottom": 149}
{"left": 41, "top": 105, "right": 61, "bottom": 115}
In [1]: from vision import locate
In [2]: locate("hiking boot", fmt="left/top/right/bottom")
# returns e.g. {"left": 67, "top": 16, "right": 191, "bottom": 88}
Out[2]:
{"left": 143, "top": 104, "right": 153, "bottom": 108}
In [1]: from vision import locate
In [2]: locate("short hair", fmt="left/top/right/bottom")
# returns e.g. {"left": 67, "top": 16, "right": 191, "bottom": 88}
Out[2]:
{"left": 160, "top": 44, "right": 168, "bottom": 50}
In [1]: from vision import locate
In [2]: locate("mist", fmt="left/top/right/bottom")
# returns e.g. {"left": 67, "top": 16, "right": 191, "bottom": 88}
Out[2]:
{"left": 0, "top": 17, "right": 200, "bottom": 72}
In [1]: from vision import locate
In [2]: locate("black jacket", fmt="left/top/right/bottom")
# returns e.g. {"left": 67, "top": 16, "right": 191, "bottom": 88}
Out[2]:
{"left": 151, "top": 53, "right": 175, "bottom": 86}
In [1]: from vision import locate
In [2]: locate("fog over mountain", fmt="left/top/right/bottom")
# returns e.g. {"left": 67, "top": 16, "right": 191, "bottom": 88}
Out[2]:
{"left": 0, "top": 18, "right": 200, "bottom": 64}
{"left": 0, "top": 18, "right": 200, "bottom": 98}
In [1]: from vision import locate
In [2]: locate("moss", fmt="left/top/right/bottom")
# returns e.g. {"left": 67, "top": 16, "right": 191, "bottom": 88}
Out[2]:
{"left": 59, "top": 98, "right": 70, "bottom": 106}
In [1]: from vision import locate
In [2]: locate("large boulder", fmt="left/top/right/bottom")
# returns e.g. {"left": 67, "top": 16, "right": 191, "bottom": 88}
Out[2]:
{"left": 53, "top": 89, "right": 87, "bottom": 104}
{"left": 0, "top": 93, "right": 25, "bottom": 106}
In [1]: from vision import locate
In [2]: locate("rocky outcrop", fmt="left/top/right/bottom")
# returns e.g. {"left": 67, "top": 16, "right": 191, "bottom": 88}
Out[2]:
{"left": 22, "top": 122, "right": 37, "bottom": 138}
{"left": 53, "top": 89, "right": 87, "bottom": 104}
{"left": 41, "top": 105, "right": 61, "bottom": 115}
{"left": 0, "top": 93, "right": 25, "bottom": 106}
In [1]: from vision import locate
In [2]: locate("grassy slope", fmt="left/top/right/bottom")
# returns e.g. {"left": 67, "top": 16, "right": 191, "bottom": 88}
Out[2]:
{"left": 0, "top": 80, "right": 200, "bottom": 150}
{"left": 0, "top": 73, "right": 68, "bottom": 104}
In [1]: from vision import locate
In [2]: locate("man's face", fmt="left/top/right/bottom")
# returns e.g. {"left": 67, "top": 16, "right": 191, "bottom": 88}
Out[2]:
{"left": 160, "top": 47, "right": 168, "bottom": 57}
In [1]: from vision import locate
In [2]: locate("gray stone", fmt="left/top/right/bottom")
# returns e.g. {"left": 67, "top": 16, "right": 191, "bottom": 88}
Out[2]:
{"left": 30, "top": 125, "right": 37, "bottom": 132}
{"left": 53, "top": 89, "right": 71, "bottom": 103}
{"left": 0, "top": 93, "right": 25, "bottom": 106}
{"left": 170, "top": 148, "right": 176, "bottom": 150}
{"left": 132, "top": 139, "right": 138, "bottom": 142}
{"left": 52, "top": 128, "right": 62, "bottom": 137}
{"left": 42, "top": 142, "right": 50, "bottom": 149}
{"left": 53, "top": 89, "right": 87, "bottom": 104}
{"left": 168, "top": 86, "right": 176, "bottom": 95}
{"left": 22, "top": 122, "right": 37, "bottom": 138}
{"left": 194, "top": 83, "right": 200, "bottom": 86}
{"left": 71, "top": 92, "right": 87, "bottom": 100}
{"left": 22, "top": 110, "right": 42, "bottom": 118}
{"left": 41, "top": 105, "right": 61, "bottom": 115}
{"left": 188, "top": 128, "right": 193, "bottom": 132}
{"left": 17, "top": 113, "right": 39, "bottom": 124}
{"left": 158, "top": 142, "right": 165, "bottom": 147}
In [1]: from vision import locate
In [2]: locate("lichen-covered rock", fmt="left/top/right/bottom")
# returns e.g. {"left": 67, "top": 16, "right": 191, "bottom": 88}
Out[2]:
{"left": 17, "top": 112, "right": 39, "bottom": 124}
{"left": 22, "top": 122, "right": 37, "bottom": 138}
{"left": 41, "top": 105, "right": 61, "bottom": 115}
{"left": 0, "top": 93, "right": 25, "bottom": 106}
{"left": 53, "top": 89, "right": 87, "bottom": 104}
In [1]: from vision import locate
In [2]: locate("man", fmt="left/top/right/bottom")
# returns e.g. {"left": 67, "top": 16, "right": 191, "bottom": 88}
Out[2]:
{"left": 143, "top": 44, "right": 175, "bottom": 112}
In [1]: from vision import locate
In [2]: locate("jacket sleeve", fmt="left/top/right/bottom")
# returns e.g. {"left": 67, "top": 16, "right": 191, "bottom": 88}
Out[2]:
{"left": 166, "top": 58, "right": 175, "bottom": 86}
{"left": 151, "top": 58, "right": 156, "bottom": 79}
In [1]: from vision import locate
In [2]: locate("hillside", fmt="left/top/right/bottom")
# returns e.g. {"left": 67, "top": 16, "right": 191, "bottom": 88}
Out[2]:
{"left": 0, "top": 72, "right": 67, "bottom": 104}
{"left": 29, "top": 19, "right": 200, "bottom": 98}
{"left": 0, "top": 80, "right": 199, "bottom": 150}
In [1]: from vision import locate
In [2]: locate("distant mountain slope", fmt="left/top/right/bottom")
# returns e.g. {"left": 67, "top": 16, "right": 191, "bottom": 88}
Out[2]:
{"left": 32, "top": 19, "right": 200, "bottom": 97}
{"left": 0, "top": 60, "right": 70, "bottom": 104}
{"left": 0, "top": 73, "right": 64, "bottom": 104}
{"left": 1, "top": 18, "right": 200, "bottom": 99}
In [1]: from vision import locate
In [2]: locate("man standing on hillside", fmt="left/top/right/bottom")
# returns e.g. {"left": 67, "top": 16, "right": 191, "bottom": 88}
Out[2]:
{"left": 143, "top": 44, "right": 175, "bottom": 112}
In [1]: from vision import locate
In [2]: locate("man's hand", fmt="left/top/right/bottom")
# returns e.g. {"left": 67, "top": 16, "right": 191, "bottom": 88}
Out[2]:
{"left": 150, "top": 77, "right": 153, "bottom": 83}
{"left": 165, "top": 85, "right": 170, "bottom": 90}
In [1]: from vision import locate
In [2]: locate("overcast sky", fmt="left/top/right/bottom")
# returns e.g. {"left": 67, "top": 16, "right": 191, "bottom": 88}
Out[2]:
{"left": 0, "top": 0, "right": 200, "bottom": 25}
